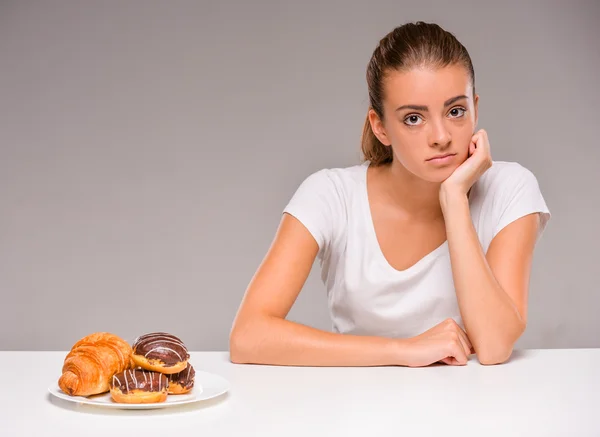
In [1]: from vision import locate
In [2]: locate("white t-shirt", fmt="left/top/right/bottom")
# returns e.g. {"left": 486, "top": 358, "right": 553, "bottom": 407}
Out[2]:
{"left": 283, "top": 160, "right": 551, "bottom": 339}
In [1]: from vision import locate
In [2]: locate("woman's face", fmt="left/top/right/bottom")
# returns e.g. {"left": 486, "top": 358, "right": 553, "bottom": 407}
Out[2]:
{"left": 370, "top": 64, "right": 479, "bottom": 183}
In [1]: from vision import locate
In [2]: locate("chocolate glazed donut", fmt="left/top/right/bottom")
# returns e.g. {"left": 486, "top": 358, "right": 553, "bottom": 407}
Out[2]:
{"left": 110, "top": 369, "right": 168, "bottom": 404}
{"left": 168, "top": 363, "right": 196, "bottom": 394}
{"left": 132, "top": 332, "right": 190, "bottom": 374}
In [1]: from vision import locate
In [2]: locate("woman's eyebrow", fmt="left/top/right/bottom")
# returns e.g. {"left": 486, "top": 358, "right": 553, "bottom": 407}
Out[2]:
{"left": 395, "top": 94, "right": 468, "bottom": 112}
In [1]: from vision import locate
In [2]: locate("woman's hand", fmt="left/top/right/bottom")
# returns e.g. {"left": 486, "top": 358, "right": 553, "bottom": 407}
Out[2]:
{"left": 440, "top": 128, "right": 492, "bottom": 200}
{"left": 402, "top": 318, "right": 475, "bottom": 367}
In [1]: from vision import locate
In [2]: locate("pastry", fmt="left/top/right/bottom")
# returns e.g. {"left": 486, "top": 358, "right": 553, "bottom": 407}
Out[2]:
{"left": 58, "top": 332, "right": 133, "bottom": 396}
{"left": 131, "top": 332, "right": 189, "bottom": 374}
{"left": 167, "top": 362, "right": 195, "bottom": 394}
{"left": 110, "top": 369, "right": 168, "bottom": 404}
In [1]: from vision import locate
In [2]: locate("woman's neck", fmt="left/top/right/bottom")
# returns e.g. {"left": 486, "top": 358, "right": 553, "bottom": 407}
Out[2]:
{"left": 373, "top": 161, "right": 444, "bottom": 220}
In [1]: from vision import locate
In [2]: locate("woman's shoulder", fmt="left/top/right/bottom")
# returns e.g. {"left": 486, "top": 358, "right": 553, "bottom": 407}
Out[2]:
{"left": 283, "top": 161, "right": 367, "bottom": 259}
{"left": 308, "top": 160, "right": 368, "bottom": 182}
{"left": 294, "top": 161, "right": 368, "bottom": 197}
{"left": 479, "top": 160, "right": 537, "bottom": 183}
{"left": 471, "top": 160, "right": 551, "bottom": 248}
{"left": 474, "top": 160, "right": 543, "bottom": 200}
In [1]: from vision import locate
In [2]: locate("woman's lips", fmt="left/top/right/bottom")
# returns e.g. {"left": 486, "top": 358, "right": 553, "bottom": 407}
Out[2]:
{"left": 426, "top": 153, "right": 457, "bottom": 165}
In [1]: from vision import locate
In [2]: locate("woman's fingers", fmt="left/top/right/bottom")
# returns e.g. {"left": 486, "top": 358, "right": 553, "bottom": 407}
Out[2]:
{"left": 448, "top": 337, "right": 468, "bottom": 365}
{"left": 453, "top": 329, "right": 471, "bottom": 359}
{"left": 458, "top": 329, "right": 473, "bottom": 355}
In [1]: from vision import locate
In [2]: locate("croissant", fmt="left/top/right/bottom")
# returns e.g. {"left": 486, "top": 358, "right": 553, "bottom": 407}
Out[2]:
{"left": 58, "top": 332, "right": 134, "bottom": 397}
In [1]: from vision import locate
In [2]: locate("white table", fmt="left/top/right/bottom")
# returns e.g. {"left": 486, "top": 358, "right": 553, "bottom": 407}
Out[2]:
{"left": 1, "top": 349, "right": 598, "bottom": 436}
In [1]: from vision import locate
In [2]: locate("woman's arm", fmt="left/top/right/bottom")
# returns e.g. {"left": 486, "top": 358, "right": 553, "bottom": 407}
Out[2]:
{"left": 439, "top": 129, "right": 542, "bottom": 365}
{"left": 231, "top": 212, "right": 474, "bottom": 367}
{"left": 229, "top": 213, "right": 407, "bottom": 366}
{"left": 440, "top": 191, "right": 539, "bottom": 365}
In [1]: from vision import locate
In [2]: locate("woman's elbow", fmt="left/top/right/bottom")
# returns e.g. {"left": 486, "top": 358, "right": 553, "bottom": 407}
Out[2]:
{"left": 477, "top": 321, "right": 525, "bottom": 365}
{"left": 229, "top": 322, "right": 258, "bottom": 364}
{"left": 229, "top": 329, "right": 246, "bottom": 364}
{"left": 477, "top": 346, "right": 514, "bottom": 365}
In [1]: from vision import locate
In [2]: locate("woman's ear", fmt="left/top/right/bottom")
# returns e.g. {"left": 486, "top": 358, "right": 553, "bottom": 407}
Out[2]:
{"left": 473, "top": 93, "right": 479, "bottom": 128}
{"left": 368, "top": 109, "right": 392, "bottom": 146}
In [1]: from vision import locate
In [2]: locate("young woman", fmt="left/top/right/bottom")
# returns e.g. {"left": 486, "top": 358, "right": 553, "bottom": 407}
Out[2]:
{"left": 229, "top": 21, "right": 551, "bottom": 367}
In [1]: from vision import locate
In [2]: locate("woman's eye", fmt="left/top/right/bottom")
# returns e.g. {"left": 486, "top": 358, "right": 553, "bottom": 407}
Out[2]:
{"left": 404, "top": 114, "right": 423, "bottom": 126}
{"left": 449, "top": 107, "right": 466, "bottom": 118}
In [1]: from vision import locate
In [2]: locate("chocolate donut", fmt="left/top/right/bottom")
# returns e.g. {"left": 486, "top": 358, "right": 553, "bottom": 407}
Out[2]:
{"left": 132, "top": 332, "right": 190, "bottom": 374}
{"left": 167, "top": 362, "right": 196, "bottom": 394}
{"left": 110, "top": 369, "right": 168, "bottom": 404}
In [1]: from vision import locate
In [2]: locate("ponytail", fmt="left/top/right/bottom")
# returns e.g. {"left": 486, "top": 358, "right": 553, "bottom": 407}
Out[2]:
{"left": 360, "top": 111, "right": 392, "bottom": 166}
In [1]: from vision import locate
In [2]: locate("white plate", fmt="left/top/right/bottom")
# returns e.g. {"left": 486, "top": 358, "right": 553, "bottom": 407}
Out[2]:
{"left": 48, "top": 370, "right": 230, "bottom": 410}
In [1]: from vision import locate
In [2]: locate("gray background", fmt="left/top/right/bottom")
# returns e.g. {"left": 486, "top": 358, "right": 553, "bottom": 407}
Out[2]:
{"left": 1, "top": 0, "right": 598, "bottom": 351}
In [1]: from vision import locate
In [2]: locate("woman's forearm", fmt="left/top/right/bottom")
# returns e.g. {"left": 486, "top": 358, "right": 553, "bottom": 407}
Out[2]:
{"left": 440, "top": 191, "right": 525, "bottom": 364}
{"left": 229, "top": 316, "right": 409, "bottom": 367}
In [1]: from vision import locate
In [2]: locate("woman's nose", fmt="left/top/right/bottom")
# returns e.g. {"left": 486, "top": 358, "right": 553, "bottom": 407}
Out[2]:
{"left": 428, "top": 119, "right": 451, "bottom": 147}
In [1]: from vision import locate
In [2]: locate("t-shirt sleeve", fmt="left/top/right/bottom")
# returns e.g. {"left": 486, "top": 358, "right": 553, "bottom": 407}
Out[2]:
{"left": 491, "top": 164, "right": 551, "bottom": 242}
{"left": 282, "top": 169, "right": 345, "bottom": 260}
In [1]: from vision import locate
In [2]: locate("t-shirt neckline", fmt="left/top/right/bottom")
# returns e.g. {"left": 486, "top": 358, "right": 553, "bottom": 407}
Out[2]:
{"left": 361, "top": 160, "right": 448, "bottom": 276}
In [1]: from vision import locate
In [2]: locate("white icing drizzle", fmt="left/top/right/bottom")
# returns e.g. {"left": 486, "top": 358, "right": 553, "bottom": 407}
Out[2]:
{"left": 113, "top": 370, "right": 168, "bottom": 393}
{"left": 135, "top": 333, "right": 186, "bottom": 349}
{"left": 124, "top": 371, "right": 130, "bottom": 394}
{"left": 144, "top": 346, "right": 183, "bottom": 361}
{"left": 131, "top": 369, "right": 138, "bottom": 388}
{"left": 143, "top": 338, "right": 186, "bottom": 351}
{"left": 168, "top": 364, "right": 193, "bottom": 386}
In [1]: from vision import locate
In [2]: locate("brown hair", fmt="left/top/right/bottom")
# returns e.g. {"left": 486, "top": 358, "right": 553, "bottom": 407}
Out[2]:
{"left": 361, "top": 21, "right": 475, "bottom": 166}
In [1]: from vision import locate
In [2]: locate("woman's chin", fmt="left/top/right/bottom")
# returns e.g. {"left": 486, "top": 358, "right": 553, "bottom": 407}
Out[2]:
{"left": 419, "top": 165, "right": 458, "bottom": 183}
